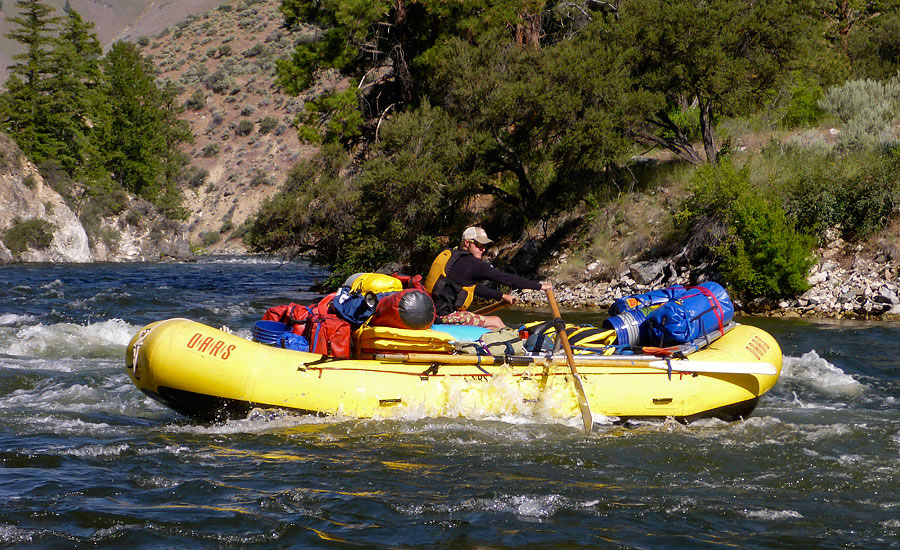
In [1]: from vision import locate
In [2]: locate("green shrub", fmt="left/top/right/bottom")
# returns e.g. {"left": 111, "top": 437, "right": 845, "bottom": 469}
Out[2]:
{"left": 125, "top": 209, "right": 143, "bottom": 227}
{"left": 205, "top": 69, "right": 235, "bottom": 94}
{"left": 2, "top": 218, "right": 55, "bottom": 256}
{"left": 662, "top": 105, "right": 702, "bottom": 143}
{"left": 257, "top": 116, "right": 278, "bottom": 134}
{"left": 23, "top": 174, "right": 36, "bottom": 189}
{"left": 201, "top": 143, "right": 220, "bottom": 157}
{"left": 98, "top": 227, "right": 120, "bottom": 252}
{"left": 243, "top": 43, "right": 265, "bottom": 58}
{"left": 235, "top": 119, "right": 254, "bottom": 136}
{"left": 37, "top": 160, "right": 72, "bottom": 201}
{"left": 780, "top": 78, "right": 825, "bottom": 128}
{"left": 200, "top": 230, "right": 220, "bottom": 246}
{"left": 185, "top": 89, "right": 206, "bottom": 110}
{"left": 249, "top": 170, "right": 269, "bottom": 186}
{"left": 677, "top": 162, "right": 815, "bottom": 300}
{"left": 782, "top": 148, "right": 900, "bottom": 240}
{"left": 819, "top": 78, "right": 900, "bottom": 149}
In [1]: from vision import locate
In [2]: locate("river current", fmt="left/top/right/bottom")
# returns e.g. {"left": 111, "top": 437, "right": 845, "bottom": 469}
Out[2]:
{"left": 0, "top": 258, "right": 897, "bottom": 549}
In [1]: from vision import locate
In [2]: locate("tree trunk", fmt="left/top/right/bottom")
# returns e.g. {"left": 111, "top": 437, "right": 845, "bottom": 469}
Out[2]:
{"left": 699, "top": 98, "right": 717, "bottom": 165}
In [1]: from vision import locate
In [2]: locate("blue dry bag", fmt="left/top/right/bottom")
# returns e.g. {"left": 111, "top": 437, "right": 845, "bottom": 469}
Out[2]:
{"left": 608, "top": 285, "right": 687, "bottom": 316}
{"left": 642, "top": 281, "right": 734, "bottom": 346}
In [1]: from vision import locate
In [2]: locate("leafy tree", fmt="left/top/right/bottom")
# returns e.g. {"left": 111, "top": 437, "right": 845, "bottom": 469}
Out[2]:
{"left": 609, "top": 0, "right": 816, "bottom": 164}
{"left": 278, "top": 0, "right": 555, "bottom": 143}
{"left": 430, "top": 28, "right": 646, "bottom": 218}
{"left": 246, "top": 143, "right": 355, "bottom": 266}
{"left": 843, "top": 4, "right": 900, "bottom": 80}
{"left": 351, "top": 102, "right": 470, "bottom": 270}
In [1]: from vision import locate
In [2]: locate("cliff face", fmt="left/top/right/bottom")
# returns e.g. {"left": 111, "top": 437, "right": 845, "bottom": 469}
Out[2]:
{"left": 0, "top": 134, "right": 191, "bottom": 263}
{"left": 0, "top": 135, "right": 91, "bottom": 263}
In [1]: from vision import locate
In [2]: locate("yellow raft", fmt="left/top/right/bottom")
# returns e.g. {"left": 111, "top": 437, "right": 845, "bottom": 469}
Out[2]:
{"left": 126, "top": 318, "right": 782, "bottom": 425}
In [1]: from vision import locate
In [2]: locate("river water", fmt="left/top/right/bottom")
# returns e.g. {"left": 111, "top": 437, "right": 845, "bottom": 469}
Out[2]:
{"left": 0, "top": 258, "right": 897, "bottom": 549}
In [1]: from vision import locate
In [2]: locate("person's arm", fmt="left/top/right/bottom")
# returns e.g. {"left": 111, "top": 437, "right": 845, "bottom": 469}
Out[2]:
{"left": 470, "top": 260, "right": 542, "bottom": 291}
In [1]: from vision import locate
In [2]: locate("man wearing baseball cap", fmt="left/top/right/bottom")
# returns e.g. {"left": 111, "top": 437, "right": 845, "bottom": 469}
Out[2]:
{"left": 424, "top": 226, "right": 551, "bottom": 329}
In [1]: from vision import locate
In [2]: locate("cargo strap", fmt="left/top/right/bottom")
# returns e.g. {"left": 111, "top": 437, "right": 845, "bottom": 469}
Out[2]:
{"left": 684, "top": 285, "right": 725, "bottom": 335}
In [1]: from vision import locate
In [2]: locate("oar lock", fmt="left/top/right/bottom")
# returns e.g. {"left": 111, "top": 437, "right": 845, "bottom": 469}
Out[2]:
{"left": 420, "top": 363, "right": 440, "bottom": 379}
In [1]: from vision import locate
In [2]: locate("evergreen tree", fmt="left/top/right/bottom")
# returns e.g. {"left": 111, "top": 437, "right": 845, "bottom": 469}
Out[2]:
{"left": 607, "top": 0, "right": 816, "bottom": 164}
{"left": 1, "top": 0, "right": 61, "bottom": 163}
{"left": 44, "top": 9, "right": 104, "bottom": 178}
{"left": 100, "top": 41, "right": 191, "bottom": 211}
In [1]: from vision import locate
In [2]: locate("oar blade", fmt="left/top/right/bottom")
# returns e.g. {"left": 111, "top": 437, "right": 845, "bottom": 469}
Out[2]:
{"left": 571, "top": 372, "right": 593, "bottom": 434}
{"left": 648, "top": 360, "right": 777, "bottom": 376}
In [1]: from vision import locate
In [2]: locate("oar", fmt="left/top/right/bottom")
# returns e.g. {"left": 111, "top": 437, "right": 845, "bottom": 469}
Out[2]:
{"left": 472, "top": 301, "right": 507, "bottom": 315}
{"left": 546, "top": 288, "right": 593, "bottom": 435}
{"left": 371, "top": 352, "right": 776, "bottom": 375}
{"left": 647, "top": 360, "right": 777, "bottom": 376}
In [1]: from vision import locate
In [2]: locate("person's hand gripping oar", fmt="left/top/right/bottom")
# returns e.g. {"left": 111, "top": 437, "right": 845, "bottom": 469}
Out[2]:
{"left": 546, "top": 287, "right": 593, "bottom": 435}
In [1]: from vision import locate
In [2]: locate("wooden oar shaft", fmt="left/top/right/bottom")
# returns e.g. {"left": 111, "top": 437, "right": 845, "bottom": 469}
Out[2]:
{"left": 471, "top": 301, "right": 507, "bottom": 315}
{"left": 372, "top": 352, "right": 776, "bottom": 375}
{"left": 546, "top": 288, "right": 593, "bottom": 435}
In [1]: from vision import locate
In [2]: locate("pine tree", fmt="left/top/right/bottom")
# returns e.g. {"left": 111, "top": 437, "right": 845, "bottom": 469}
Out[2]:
{"left": 44, "top": 9, "right": 104, "bottom": 178}
{"left": 1, "top": 0, "right": 61, "bottom": 163}
{"left": 100, "top": 41, "right": 191, "bottom": 208}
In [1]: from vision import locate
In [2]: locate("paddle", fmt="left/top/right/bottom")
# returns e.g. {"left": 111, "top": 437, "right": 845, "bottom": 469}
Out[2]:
{"left": 472, "top": 301, "right": 507, "bottom": 316}
{"left": 546, "top": 288, "right": 593, "bottom": 435}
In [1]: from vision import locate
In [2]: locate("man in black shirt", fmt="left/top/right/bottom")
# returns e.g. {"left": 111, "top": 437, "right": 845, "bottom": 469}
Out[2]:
{"left": 424, "top": 226, "right": 550, "bottom": 329}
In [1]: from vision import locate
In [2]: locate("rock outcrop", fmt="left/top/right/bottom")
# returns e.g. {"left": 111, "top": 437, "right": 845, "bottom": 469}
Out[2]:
{"left": 0, "top": 136, "right": 91, "bottom": 263}
{"left": 0, "top": 134, "right": 192, "bottom": 263}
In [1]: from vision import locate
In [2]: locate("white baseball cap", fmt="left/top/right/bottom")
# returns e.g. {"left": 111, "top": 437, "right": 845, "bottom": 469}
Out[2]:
{"left": 462, "top": 226, "right": 493, "bottom": 245}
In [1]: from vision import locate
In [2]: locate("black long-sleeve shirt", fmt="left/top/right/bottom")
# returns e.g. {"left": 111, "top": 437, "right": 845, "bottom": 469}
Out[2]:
{"left": 447, "top": 253, "right": 541, "bottom": 301}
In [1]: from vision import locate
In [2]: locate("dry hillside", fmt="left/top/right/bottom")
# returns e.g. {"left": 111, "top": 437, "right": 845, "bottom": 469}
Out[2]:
{"left": 138, "top": 0, "right": 321, "bottom": 252}
{"left": 0, "top": 0, "right": 225, "bottom": 82}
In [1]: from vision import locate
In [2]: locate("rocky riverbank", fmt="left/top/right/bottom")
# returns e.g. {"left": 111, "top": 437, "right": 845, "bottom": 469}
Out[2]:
{"left": 512, "top": 228, "right": 900, "bottom": 321}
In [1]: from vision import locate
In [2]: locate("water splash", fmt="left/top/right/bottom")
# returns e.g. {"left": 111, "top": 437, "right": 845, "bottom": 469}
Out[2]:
{"left": 781, "top": 350, "right": 865, "bottom": 397}
{"left": 1, "top": 319, "right": 137, "bottom": 359}
{"left": 0, "top": 313, "right": 36, "bottom": 326}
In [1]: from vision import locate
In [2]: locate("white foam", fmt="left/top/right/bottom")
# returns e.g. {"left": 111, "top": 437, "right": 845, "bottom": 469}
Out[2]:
{"left": 163, "top": 409, "right": 343, "bottom": 435}
{"left": 60, "top": 443, "right": 130, "bottom": 457}
{"left": 2, "top": 318, "right": 137, "bottom": 359}
{"left": 371, "top": 369, "right": 615, "bottom": 430}
{"left": 781, "top": 351, "right": 865, "bottom": 397}
{"left": 0, "top": 524, "right": 33, "bottom": 544}
{"left": 0, "top": 313, "right": 36, "bottom": 326}
{"left": 201, "top": 255, "right": 295, "bottom": 265}
{"left": 0, "top": 376, "right": 152, "bottom": 418}
{"left": 13, "top": 415, "right": 114, "bottom": 435}
{"left": 742, "top": 509, "right": 804, "bottom": 520}
{"left": 398, "top": 493, "right": 591, "bottom": 519}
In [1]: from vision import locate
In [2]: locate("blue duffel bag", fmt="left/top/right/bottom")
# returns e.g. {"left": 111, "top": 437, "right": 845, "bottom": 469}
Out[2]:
{"left": 608, "top": 285, "right": 687, "bottom": 316}
{"left": 642, "top": 281, "right": 734, "bottom": 346}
